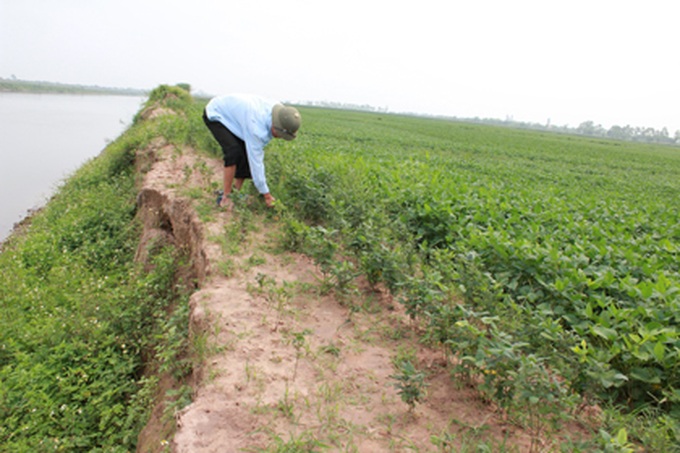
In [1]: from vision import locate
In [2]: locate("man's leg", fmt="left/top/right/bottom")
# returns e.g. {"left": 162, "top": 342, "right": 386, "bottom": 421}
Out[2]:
{"left": 221, "top": 165, "right": 236, "bottom": 209}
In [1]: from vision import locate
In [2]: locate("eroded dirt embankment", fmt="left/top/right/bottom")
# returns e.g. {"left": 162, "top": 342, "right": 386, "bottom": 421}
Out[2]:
{"left": 132, "top": 109, "right": 587, "bottom": 453}
{"left": 134, "top": 149, "right": 209, "bottom": 287}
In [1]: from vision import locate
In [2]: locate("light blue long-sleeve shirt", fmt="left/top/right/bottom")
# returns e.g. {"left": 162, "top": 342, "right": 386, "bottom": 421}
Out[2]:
{"left": 205, "top": 94, "right": 276, "bottom": 194}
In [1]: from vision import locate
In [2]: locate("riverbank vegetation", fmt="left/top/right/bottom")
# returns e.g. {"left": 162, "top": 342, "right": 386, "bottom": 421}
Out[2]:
{"left": 0, "top": 86, "right": 196, "bottom": 450}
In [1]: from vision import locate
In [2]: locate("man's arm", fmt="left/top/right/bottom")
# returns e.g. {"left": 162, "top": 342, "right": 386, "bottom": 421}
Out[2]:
{"left": 245, "top": 141, "right": 269, "bottom": 195}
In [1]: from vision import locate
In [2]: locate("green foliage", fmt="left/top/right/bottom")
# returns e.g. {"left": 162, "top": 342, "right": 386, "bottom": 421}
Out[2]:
{"left": 390, "top": 360, "right": 428, "bottom": 411}
{"left": 0, "top": 87, "right": 198, "bottom": 450}
{"left": 145, "top": 84, "right": 192, "bottom": 106}
{"left": 133, "top": 86, "right": 219, "bottom": 159}
{"left": 175, "top": 83, "right": 191, "bottom": 93}
{"left": 265, "top": 106, "right": 680, "bottom": 448}
{"left": 594, "top": 428, "right": 636, "bottom": 453}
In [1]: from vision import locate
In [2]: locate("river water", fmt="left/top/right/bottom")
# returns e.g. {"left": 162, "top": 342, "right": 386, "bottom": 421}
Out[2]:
{"left": 0, "top": 92, "right": 146, "bottom": 242}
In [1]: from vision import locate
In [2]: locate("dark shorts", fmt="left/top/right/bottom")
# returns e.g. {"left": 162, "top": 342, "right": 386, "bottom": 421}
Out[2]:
{"left": 203, "top": 110, "right": 252, "bottom": 179}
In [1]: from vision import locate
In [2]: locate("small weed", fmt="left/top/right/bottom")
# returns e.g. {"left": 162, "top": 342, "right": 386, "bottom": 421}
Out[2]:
{"left": 276, "top": 384, "right": 295, "bottom": 420}
{"left": 317, "top": 381, "right": 344, "bottom": 404}
{"left": 182, "top": 164, "right": 192, "bottom": 182}
{"left": 244, "top": 428, "right": 329, "bottom": 452}
{"left": 190, "top": 330, "right": 210, "bottom": 364}
{"left": 209, "top": 227, "right": 240, "bottom": 255}
{"left": 195, "top": 198, "right": 216, "bottom": 222}
{"left": 430, "top": 430, "right": 457, "bottom": 453}
{"left": 438, "top": 418, "right": 520, "bottom": 453}
{"left": 319, "top": 342, "right": 341, "bottom": 357}
{"left": 181, "top": 186, "right": 204, "bottom": 199}
{"left": 193, "top": 159, "right": 213, "bottom": 182}
{"left": 285, "top": 329, "right": 311, "bottom": 381}
{"left": 390, "top": 360, "right": 429, "bottom": 412}
{"left": 391, "top": 345, "right": 418, "bottom": 368}
{"left": 163, "top": 384, "right": 193, "bottom": 423}
{"left": 217, "top": 258, "right": 236, "bottom": 278}
{"left": 246, "top": 253, "right": 267, "bottom": 268}
{"left": 377, "top": 413, "right": 397, "bottom": 435}
{"left": 382, "top": 320, "right": 411, "bottom": 341}
{"left": 245, "top": 360, "right": 257, "bottom": 384}
{"left": 253, "top": 273, "right": 293, "bottom": 330}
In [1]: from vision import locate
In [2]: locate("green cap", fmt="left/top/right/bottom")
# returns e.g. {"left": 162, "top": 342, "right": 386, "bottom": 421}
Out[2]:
{"left": 272, "top": 104, "right": 301, "bottom": 140}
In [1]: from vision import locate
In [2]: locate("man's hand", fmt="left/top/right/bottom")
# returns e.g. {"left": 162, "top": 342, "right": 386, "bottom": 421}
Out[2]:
{"left": 263, "top": 192, "right": 276, "bottom": 208}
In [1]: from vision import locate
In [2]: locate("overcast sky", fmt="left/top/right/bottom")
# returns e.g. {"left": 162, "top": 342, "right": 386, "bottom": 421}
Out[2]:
{"left": 1, "top": 0, "right": 678, "bottom": 132}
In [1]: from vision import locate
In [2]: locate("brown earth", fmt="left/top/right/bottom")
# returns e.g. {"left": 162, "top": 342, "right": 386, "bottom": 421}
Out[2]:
{"left": 133, "top": 111, "right": 594, "bottom": 452}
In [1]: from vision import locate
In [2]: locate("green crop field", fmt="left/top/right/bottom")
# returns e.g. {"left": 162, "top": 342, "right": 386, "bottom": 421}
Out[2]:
{"left": 263, "top": 106, "right": 680, "bottom": 449}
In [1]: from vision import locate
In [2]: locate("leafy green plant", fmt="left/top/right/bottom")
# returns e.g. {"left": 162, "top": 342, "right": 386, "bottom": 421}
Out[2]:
{"left": 506, "top": 355, "right": 575, "bottom": 450}
{"left": 252, "top": 273, "right": 293, "bottom": 331}
{"left": 595, "top": 428, "right": 636, "bottom": 453}
{"left": 286, "top": 329, "right": 311, "bottom": 381}
{"left": 390, "top": 360, "right": 429, "bottom": 412}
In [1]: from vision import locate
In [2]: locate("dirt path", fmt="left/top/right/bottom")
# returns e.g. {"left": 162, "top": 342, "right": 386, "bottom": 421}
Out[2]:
{"left": 135, "top": 135, "right": 573, "bottom": 452}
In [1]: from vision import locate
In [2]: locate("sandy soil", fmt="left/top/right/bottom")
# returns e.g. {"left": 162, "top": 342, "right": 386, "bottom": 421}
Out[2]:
{"left": 133, "top": 114, "right": 592, "bottom": 452}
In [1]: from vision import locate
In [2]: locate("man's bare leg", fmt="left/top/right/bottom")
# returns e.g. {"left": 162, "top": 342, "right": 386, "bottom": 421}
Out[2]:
{"left": 221, "top": 165, "right": 236, "bottom": 209}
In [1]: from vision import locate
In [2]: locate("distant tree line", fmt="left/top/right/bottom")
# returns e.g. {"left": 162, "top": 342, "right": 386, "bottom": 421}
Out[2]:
{"left": 303, "top": 100, "right": 390, "bottom": 113}
{"left": 574, "top": 120, "right": 678, "bottom": 145}
{"left": 473, "top": 118, "right": 679, "bottom": 146}
{"left": 305, "top": 99, "right": 679, "bottom": 146}
{"left": 0, "top": 76, "right": 147, "bottom": 96}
